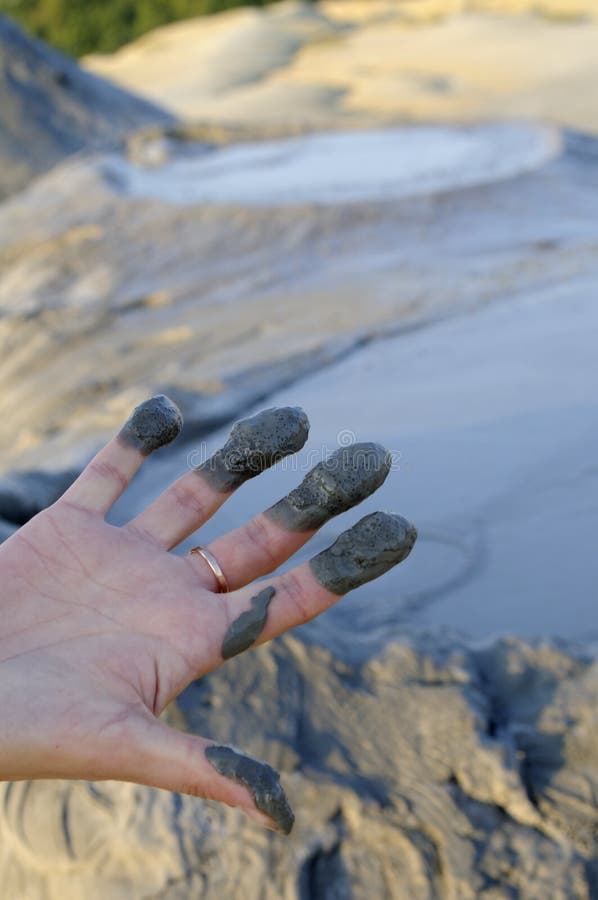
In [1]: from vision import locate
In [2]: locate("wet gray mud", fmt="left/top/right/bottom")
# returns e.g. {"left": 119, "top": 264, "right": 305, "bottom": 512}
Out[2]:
{"left": 205, "top": 744, "right": 294, "bottom": 835}
{"left": 266, "top": 442, "right": 391, "bottom": 531}
{"left": 310, "top": 511, "right": 418, "bottom": 595}
{"left": 196, "top": 406, "right": 309, "bottom": 492}
{"left": 118, "top": 395, "right": 183, "bottom": 455}
{"left": 222, "top": 586, "right": 276, "bottom": 659}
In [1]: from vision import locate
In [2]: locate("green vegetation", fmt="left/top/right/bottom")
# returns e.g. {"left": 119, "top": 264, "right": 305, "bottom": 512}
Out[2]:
{"left": 0, "top": 0, "right": 298, "bottom": 57}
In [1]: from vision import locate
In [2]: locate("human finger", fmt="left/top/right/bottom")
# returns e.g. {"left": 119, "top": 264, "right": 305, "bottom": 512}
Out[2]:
{"left": 59, "top": 396, "right": 182, "bottom": 515}
{"left": 123, "top": 407, "right": 309, "bottom": 548}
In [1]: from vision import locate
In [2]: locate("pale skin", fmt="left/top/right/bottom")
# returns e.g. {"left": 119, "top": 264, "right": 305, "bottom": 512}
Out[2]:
{"left": 0, "top": 400, "right": 413, "bottom": 833}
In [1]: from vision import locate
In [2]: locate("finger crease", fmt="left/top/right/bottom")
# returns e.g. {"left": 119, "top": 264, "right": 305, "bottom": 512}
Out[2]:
{"left": 123, "top": 522, "right": 164, "bottom": 549}
{"left": 88, "top": 458, "right": 129, "bottom": 493}
{"left": 171, "top": 480, "right": 209, "bottom": 519}
{"left": 283, "top": 570, "right": 312, "bottom": 625}
{"left": 243, "top": 517, "right": 279, "bottom": 569}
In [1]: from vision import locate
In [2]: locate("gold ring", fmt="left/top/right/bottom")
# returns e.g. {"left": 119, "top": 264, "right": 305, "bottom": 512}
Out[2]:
{"left": 188, "top": 545, "right": 229, "bottom": 593}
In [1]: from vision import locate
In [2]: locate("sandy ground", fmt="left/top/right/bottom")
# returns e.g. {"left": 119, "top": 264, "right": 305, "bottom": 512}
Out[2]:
{"left": 85, "top": 0, "right": 598, "bottom": 134}
{"left": 3, "top": 633, "right": 597, "bottom": 898}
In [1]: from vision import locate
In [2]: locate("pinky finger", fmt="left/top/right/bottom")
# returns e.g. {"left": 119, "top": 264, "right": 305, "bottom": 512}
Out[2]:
{"left": 59, "top": 396, "right": 183, "bottom": 516}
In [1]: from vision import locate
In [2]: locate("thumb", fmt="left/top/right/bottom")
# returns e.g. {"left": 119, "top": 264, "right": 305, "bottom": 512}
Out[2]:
{"left": 116, "top": 713, "right": 295, "bottom": 835}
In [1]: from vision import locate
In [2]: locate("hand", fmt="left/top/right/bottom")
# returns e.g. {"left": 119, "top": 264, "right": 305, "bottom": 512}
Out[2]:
{"left": 0, "top": 397, "right": 416, "bottom": 834}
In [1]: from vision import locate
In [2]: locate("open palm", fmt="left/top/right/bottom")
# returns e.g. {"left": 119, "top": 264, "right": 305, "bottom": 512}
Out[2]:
{"left": 0, "top": 397, "right": 416, "bottom": 834}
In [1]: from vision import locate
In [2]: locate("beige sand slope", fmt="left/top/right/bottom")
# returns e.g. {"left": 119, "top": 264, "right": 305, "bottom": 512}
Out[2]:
{"left": 85, "top": 0, "right": 598, "bottom": 133}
